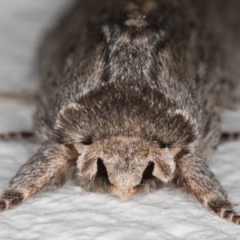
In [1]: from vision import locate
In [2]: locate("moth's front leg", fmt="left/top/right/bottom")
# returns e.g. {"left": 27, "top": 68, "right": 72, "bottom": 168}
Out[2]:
{"left": 173, "top": 154, "right": 240, "bottom": 225}
{"left": 0, "top": 144, "right": 76, "bottom": 211}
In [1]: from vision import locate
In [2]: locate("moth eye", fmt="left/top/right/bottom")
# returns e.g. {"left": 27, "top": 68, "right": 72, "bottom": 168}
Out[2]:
{"left": 82, "top": 136, "right": 93, "bottom": 145}
{"left": 158, "top": 142, "right": 167, "bottom": 148}
{"left": 103, "top": 147, "right": 115, "bottom": 154}
{"left": 139, "top": 148, "right": 149, "bottom": 157}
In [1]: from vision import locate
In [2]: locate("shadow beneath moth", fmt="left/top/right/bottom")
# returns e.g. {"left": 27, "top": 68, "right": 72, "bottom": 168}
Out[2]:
{"left": 1, "top": 0, "right": 240, "bottom": 225}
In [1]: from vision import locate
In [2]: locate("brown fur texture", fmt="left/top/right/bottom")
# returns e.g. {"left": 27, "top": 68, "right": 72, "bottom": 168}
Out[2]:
{"left": 1, "top": 0, "right": 240, "bottom": 225}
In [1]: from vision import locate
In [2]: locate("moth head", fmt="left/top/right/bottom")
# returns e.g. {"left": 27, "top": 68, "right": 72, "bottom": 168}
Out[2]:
{"left": 74, "top": 137, "right": 185, "bottom": 200}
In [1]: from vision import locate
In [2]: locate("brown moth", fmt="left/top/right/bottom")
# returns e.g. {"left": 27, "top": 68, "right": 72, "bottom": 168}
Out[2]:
{"left": 1, "top": 0, "right": 240, "bottom": 225}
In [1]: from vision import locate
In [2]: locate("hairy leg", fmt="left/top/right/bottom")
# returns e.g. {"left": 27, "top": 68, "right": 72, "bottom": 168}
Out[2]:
{"left": 173, "top": 154, "right": 240, "bottom": 224}
{"left": 0, "top": 144, "right": 76, "bottom": 211}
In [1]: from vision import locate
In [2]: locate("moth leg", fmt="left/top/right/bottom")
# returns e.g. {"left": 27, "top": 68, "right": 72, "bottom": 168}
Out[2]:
{"left": 0, "top": 132, "right": 34, "bottom": 141}
{"left": 0, "top": 144, "right": 76, "bottom": 211}
{"left": 173, "top": 154, "right": 240, "bottom": 225}
{"left": 220, "top": 132, "right": 240, "bottom": 143}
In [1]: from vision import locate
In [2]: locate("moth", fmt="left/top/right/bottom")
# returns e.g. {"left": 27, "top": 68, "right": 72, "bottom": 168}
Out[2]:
{"left": 1, "top": 0, "right": 240, "bottom": 225}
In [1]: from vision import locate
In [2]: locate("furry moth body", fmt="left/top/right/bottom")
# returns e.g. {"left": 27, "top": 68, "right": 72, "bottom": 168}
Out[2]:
{"left": 1, "top": 0, "right": 240, "bottom": 224}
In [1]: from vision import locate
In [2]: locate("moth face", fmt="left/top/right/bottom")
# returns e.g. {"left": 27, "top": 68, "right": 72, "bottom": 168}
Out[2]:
{"left": 76, "top": 137, "right": 178, "bottom": 200}
{"left": 100, "top": 138, "right": 151, "bottom": 200}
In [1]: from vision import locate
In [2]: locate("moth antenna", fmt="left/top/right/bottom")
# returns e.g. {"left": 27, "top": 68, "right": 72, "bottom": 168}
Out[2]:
{"left": 0, "top": 132, "right": 34, "bottom": 141}
{"left": 220, "top": 132, "right": 240, "bottom": 143}
{"left": 0, "top": 92, "right": 36, "bottom": 102}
